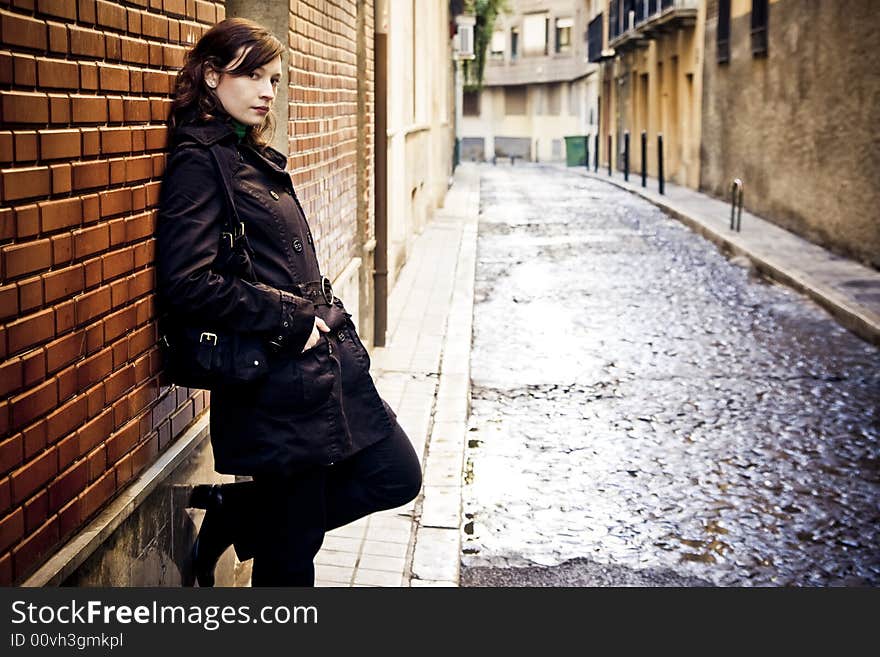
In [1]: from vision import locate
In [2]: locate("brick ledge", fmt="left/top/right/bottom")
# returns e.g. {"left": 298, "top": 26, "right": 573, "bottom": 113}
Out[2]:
{"left": 21, "top": 410, "right": 210, "bottom": 587}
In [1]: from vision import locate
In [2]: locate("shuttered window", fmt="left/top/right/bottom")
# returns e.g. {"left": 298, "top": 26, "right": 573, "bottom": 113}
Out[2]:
{"left": 717, "top": 0, "right": 731, "bottom": 64}
{"left": 522, "top": 13, "right": 548, "bottom": 56}
{"left": 463, "top": 91, "right": 480, "bottom": 117}
{"left": 587, "top": 13, "right": 603, "bottom": 63}
{"left": 490, "top": 30, "right": 505, "bottom": 58}
{"left": 751, "top": 0, "right": 769, "bottom": 57}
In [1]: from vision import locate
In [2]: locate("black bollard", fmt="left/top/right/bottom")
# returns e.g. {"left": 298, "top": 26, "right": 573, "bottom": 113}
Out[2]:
{"left": 730, "top": 178, "right": 744, "bottom": 231}
{"left": 657, "top": 133, "right": 665, "bottom": 195}
{"left": 641, "top": 131, "right": 647, "bottom": 187}
{"left": 594, "top": 133, "right": 599, "bottom": 172}
{"left": 623, "top": 131, "right": 630, "bottom": 182}
{"left": 584, "top": 136, "right": 590, "bottom": 170}
{"left": 607, "top": 135, "right": 612, "bottom": 176}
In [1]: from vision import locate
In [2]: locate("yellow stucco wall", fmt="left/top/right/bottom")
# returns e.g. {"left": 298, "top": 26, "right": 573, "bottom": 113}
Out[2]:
{"left": 600, "top": 2, "right": 705, "bottom": 188}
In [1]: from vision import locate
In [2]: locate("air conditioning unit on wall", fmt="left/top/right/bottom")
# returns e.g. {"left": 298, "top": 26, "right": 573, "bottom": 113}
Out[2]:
{"left": 454, "top": 14, "right": 476, "bottom": 60}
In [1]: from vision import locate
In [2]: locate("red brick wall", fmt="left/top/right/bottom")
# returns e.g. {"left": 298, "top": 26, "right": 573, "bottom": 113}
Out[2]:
{"left": 0, "top": 0, "right": 225, "bottom": 585}
{"left": 288, "top": 0, "right": 373, "bottom": 280}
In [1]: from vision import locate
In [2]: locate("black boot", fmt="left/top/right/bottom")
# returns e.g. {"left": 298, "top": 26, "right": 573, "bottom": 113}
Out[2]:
{"left": 186, "top": 485, "right": 233, "bottom": 587}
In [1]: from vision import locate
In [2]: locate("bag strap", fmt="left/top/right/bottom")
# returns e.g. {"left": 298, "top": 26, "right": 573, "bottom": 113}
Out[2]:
{"left": 206, "top": 142, "right": 258, "bottom": 282}
{"left": 207, "top": 143, "right": 245, "bottom": 238}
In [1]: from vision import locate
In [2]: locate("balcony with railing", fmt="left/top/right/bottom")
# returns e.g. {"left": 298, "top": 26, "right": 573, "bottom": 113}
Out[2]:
{"left": 608, "top": 0, "right": 698, "bottom": 50}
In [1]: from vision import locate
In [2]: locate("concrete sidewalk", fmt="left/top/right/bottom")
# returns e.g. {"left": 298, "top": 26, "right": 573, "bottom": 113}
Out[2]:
{"left": 312, "top": 164, "right": 480, "bottom": 587}
{"left": 556, "top": 163, "right": 880, "bottom": 347}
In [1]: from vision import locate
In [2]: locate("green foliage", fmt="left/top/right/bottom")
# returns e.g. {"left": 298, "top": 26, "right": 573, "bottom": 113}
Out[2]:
{"left": 463, "top": 0, "right": 509, "bottom": 93}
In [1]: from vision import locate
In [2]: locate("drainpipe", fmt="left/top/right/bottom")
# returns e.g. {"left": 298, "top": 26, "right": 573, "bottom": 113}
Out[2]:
{"left": 374, "top": 1, "right": 389, "bottom": 346}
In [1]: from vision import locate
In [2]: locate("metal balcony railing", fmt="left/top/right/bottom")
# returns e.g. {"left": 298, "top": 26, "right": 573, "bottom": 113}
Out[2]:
{"left": 609, "top": 0, "right": 698, "bottom": 45}
{"left": 609, "top": 0, "right": 619, "bottom": 40}
{"left": 634, "top": 1, "right": 664, "bottom": 23}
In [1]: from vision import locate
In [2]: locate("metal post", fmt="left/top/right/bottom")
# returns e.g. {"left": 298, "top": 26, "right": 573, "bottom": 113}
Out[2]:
{"left": 657, "top": 133, "right": 665, "bottom": 195}
{"left": 594, "top": 133, "right": 599, "bottom": 172}
{"left": 623, "top": 131, "right": 630, "bottom": 182}
{"left": 584, "top": 136, "right": 590, "bottom": 170}
{"left": 607, "top": 134, "right": 612, "bottom": 176}
{"left": 640, "top": 130, "right": 647, "bottom": 187}
{"left": 373, "top": 17, "right": 388, "bottom": 345}
{"left": 730, "top": 178, "right": 744, "bottom": 231}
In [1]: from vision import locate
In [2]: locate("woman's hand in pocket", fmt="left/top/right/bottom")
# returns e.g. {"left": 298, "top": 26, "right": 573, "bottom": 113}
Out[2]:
{"left": 301, "top": 317, "right": 331, "bottom": 352}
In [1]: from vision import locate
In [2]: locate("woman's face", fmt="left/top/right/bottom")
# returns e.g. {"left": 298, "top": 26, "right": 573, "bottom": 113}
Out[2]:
{"left": 206, "top": 48, "right": 282, "bottom": 126}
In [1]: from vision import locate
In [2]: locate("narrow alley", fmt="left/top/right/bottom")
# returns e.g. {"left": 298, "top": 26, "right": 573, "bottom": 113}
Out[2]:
{"left": 461, "top": 164, "right": 880, "bottom": 586}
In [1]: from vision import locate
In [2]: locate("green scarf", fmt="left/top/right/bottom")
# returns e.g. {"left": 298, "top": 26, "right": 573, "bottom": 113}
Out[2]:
{"left": 231, "top": 119, "right": 248, "bottom": 142}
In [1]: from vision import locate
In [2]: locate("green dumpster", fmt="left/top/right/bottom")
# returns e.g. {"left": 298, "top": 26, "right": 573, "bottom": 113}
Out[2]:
{"left": 564, "top": 135, "right": 587, "bottom": 166}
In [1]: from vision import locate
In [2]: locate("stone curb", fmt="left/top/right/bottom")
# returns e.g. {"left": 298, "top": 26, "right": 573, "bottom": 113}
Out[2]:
{"left": 410, "top": 166, "right": 480, "bottom": 587}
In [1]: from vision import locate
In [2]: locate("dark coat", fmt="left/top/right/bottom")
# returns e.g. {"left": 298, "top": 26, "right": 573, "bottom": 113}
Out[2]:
{"left": 156, "top": 118, "right": 395, "bottom": 476}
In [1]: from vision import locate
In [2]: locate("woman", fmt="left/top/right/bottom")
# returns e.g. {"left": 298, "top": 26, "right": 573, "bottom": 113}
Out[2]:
{"left": 156, "top": 18, "right": 422, "bottom": 586}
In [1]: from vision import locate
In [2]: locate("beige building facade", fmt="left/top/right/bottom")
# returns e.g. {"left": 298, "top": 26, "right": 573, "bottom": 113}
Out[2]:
{"left": 701, "top": 0, "right": 880, "bottom": 269}
{"left": 459, "top": 0, "right": 598, "bottom": 163}
{"left": 381, "top": 0, "right": 455, "bottom": 293}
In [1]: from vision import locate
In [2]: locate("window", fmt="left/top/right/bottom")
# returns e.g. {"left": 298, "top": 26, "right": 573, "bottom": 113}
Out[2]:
{"left": 717, "top": 0, "right": 730, "bottom": 64}
{"left": 587, "top": 13, "right": 603, "bottom": 63}
{"left": 510, "top": 27, "right": 519, "bottom": 59}
{"left": 504, "top": 86, "right": 527, "bottom": 115}
{"left": 490, "top": 30, "right": 505, "bottom": 58}
{"left": 547, "top": 84, "right": 561, "bottom": 116}
{"left": 751, "top": 0, "right": 768, "bottom": 57}
{"left": 555, "top": 18, "right": 573, "bottom": 53}
{"left": 463, "top": 90, "right": 480, "bottom": 117}
{"left": 522, "top": 13, "right": 548, "bottom": 56}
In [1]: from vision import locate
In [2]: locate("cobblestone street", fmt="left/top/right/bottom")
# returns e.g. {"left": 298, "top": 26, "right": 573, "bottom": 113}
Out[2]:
{"left": 461, "top": 164, "right": 880, "bottom": 586}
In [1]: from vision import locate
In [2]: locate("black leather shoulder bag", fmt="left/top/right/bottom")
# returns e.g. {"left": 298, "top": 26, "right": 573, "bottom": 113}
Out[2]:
{"left": 158, "top": 143, "right": 270, "bottom": 390}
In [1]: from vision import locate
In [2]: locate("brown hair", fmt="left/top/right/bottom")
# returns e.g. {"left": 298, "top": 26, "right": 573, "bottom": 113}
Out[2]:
{"left": 169, "top": 18, "right": 284, "bottom": 147}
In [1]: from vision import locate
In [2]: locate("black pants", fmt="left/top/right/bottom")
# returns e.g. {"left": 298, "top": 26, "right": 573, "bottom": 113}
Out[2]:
{"left": 218, "top": 419, "right": 422, "bottom": 586}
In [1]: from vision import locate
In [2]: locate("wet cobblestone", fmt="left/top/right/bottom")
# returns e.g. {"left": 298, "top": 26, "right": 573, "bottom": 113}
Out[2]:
{"left": 461, "top": 164, "right": 880, "bottom": 586}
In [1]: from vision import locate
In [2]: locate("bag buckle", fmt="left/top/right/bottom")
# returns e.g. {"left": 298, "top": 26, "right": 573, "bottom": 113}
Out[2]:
{"left": 220, "top": 224, "right": 245, "bottom": 249}
{"left": 320, "top": 276, "right": 333, "bottom": 305}
{"left": 200, "top": 332, "right": 218, "bottom": 346}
